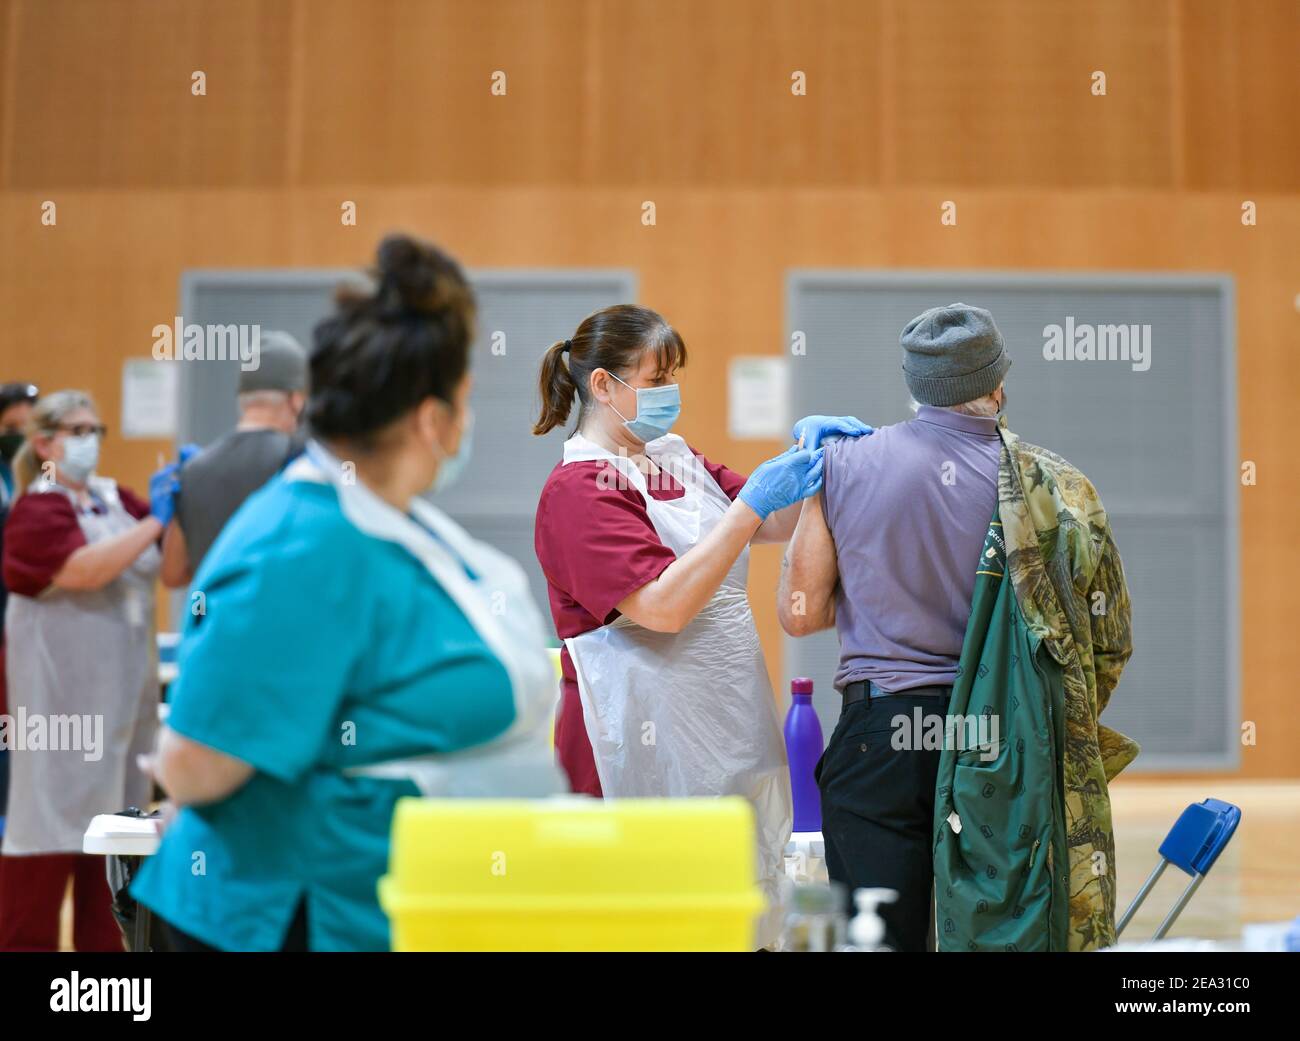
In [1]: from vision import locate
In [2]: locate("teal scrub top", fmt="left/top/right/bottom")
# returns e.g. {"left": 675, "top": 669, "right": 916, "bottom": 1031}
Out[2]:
{"left": 131, "top": 474, "right": 517, "bottom": 951}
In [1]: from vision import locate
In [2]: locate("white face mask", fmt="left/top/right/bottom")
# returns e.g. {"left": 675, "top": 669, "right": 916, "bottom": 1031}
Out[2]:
{"left": 605, "top": 372, "right": 682, "bottom": 443}
{"left": 59, "top": 433, "right": 100, "bottom": 483}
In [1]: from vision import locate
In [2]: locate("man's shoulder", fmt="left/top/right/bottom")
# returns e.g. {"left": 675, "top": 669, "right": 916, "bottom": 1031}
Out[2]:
{"left": 180, "top": 432, "right": 234, "bottom": 482}
{"left": 825, "top": 419, "right": 905, "bottom": 462}
{"left": 824, "top": 419, "right": 932, "bottom": 490}
{"left": 182, "top": 429, "right": 292, "bottom": 483}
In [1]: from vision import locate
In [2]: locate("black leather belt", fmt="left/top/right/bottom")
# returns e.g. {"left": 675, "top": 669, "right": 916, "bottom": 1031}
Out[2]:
{"left": 843, "top": 680, "right": 953, "bottom": 706}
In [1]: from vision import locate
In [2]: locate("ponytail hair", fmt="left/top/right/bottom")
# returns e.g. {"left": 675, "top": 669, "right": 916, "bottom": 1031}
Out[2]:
{"left": 532, "top": 305, "right": 686, "bottom": 436}
{"left": 533, "top": 339, "right": 578, "bottom": 436}
{"left": 11, "top": 441, "right": 40, "bottom": 498}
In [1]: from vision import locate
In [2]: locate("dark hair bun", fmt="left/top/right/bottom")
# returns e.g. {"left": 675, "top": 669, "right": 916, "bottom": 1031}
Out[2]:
{"left": 307, "top": 233, "right": 476, "bottom": 443}
{"left": 373, "top": 233, "right": 474, "bottom": 317}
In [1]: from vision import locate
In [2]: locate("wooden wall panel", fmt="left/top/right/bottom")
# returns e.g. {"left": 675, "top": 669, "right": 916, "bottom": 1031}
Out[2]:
{"left": 887, "top": 0, "right": 1177, "bottom": 188}
{"left": 295, "top": 0, "right": 590, "bottom": 186}
{"left": 294, "top": 0, "right": 885, "bottom": 188}
{"left": 0, "top": 0, "right": 12, "bottom": 175}
{"left": 3, "top": 0, "right": 1298, "bottom": 192}
{"left": 585, "top": 0, "right": 883, "bottom": 187}
{"left": 3, "top": 0, "right": 293, "bottom": 189}
{"left": 1180, "top": 0, "right": 1300, "bottom": 191}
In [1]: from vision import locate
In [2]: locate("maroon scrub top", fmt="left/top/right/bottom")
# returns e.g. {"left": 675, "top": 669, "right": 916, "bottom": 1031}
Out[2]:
{"left": 534, "top": 446, "right": 747, "bottom": 796}
{"left": 1, "top": 484, "right": 149, "bottom": 715}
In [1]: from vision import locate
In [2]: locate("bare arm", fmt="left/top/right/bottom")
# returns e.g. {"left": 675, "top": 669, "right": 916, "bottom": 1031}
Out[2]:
{"left": 777, "top": 490, "right": 839, "bottom": 636}
{"left": 159, "top": 518, "right": 193, "bottom": 589}
{"left": 752, "top": 500, "right": 801, "bottom": 544}
{"left": 153, "top": 725, "right": 255, "bottom": 806}
{"left": 52, "top": 516, "right": 163, "bottom": 591}
{"left": 615, "top": 499, "right": 763, "bottom": 633}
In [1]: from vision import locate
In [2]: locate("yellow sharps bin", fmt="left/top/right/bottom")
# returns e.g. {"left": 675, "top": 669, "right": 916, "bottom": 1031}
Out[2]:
{"left": 379, "top": 797, "right": 764, "bottom": 951}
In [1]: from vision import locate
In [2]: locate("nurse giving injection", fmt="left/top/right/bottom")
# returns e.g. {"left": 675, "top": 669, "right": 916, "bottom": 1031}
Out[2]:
{"left": 532, "top": 304, "right": 870, "bottom": 948}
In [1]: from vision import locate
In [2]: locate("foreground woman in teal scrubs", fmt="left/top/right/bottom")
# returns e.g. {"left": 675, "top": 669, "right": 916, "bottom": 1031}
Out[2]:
{"left": 131, "top": 235, "right": 562, "bottom": 951}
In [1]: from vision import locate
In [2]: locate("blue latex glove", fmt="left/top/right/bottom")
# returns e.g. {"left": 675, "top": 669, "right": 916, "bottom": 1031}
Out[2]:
{"left": 738, "top": 446, "right": 825, "bottom": 521}
{"left": 791, "top": 414, "right": 874, "bottom": 450}
{"left": 178, "top": 442, "right": 201, "bottom": 466}
{"left": 149, "top": 462, "right": 181, "bottom": 527}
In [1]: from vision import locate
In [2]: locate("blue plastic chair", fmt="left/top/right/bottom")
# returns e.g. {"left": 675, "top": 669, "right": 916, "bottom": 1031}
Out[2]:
{"left": 1116, "top": 797, "right": 1242, "bottom": 940}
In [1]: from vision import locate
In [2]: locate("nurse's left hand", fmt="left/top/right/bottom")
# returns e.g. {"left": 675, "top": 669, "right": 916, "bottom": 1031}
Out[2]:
{"left": 739, "top": 446, "right": 825, "bottom": 520}
{"left": 792, "top": 415, "right": 874, "bottom": 450}
{"left": 149, "top": 462, "right": 181, "bottom": 526}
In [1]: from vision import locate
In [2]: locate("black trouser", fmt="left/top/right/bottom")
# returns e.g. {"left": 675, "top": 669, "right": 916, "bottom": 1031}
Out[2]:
{"left": 165, "top": 898, "right": 309, "bottom": 952}
{"left": 815, "top": 684, "right": 951, "bottom": 953}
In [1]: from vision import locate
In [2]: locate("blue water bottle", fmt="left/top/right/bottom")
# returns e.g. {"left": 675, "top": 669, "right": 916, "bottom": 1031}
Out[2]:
{"left": 784, "top": 677, "right": 825, "bottom": 833}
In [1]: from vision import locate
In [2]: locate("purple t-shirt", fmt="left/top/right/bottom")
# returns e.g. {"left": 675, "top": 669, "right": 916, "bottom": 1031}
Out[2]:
{"left": 822, "top": 406, "right": 1002, "bottom": 692}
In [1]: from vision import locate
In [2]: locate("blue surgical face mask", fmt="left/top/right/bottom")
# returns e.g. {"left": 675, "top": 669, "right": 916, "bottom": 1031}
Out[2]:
{"left": 59, "top": 433, "right": 100, "bottom": 483}
{"left": 430, "top": 410, "right": 473, "bottom": 495}
{"left": 607, "top": 372, "right": 681, "bottom": 443}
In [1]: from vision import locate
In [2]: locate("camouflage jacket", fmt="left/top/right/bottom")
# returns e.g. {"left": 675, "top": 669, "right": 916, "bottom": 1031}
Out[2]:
{"left": 996, "top": 419, "right": 1139, "bottom": 951}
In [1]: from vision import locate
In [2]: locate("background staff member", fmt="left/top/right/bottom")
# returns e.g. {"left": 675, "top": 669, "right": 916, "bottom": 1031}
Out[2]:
{"left": 0, "top": 390, "right": 174, "bottom": 951}
{"left": 0, "top": 383, "right": 38, "bottom": 510}
{"left": 160, "top": 331, "right": 308, "bottom": 588}
{"left": 0, "top": 381, "right": 38, "bottom": 835}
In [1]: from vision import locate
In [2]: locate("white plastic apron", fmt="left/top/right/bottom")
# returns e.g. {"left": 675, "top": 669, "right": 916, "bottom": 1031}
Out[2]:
{"left": 561, "top": 432, "right": 792, "bottom": 948}
{"left": 3, "top": 477, "right": 159, "bottom": 854}
{"left": 286, "top": 443, "right": 564, "bottom": 798}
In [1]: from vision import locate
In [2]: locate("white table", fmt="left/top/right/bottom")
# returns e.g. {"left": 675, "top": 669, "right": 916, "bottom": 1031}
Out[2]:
{"left": 83, "top": 814, "right": 162, "bottom": 951}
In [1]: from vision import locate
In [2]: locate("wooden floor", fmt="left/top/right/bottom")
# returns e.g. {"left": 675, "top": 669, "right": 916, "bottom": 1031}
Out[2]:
{"left": 1110, "top": 781, "right": 1300, "bottom": 942}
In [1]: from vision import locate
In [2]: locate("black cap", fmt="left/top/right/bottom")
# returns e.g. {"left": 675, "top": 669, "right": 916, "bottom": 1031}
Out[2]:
{"left": 0, "top": 383, "right": 38, "bottom": 413}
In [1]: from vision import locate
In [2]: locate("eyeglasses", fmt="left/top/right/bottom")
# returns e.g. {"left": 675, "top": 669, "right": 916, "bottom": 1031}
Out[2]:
{"left": 52, "top": 423, "right": 108, "bottom": 438}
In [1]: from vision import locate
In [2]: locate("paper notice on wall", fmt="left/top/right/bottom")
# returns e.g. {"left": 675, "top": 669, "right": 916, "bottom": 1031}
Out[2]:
{"left": 121, "top": 358, "right": 178, "bottom": 439}
{"left": 728, "top": 356, "right": 789, "bottom": 440}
